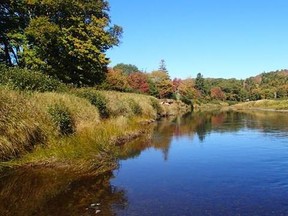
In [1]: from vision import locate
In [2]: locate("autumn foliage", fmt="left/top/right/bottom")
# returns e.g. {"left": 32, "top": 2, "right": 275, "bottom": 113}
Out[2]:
{"left": 210, "top": 87, "right": 226, "bottom": 100}
{"left": 127, "top": 72, "right": 149, "bottom": 94}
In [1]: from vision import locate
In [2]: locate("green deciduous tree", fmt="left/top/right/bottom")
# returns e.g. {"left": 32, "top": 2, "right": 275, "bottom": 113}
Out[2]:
{"left": 0, "top": 1, "right": 28, "bottom": 66}
{"left": 0, "top": 0, "right": 122, "bottom": 86}
{"left": 113, "top": 63, "right": 139, "bottom": 75}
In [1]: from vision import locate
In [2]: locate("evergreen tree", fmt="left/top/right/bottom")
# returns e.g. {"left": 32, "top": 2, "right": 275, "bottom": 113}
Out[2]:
{"left": 159, "top": 59, "right": 167, "bottom": 73}
{"left": 195, "top": 73, "right": 206, "bottom": 94}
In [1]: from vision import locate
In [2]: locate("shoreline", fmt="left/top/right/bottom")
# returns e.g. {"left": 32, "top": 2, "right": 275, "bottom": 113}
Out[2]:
{"left": 0, "top": 88, "right": 190, "bottom": 175}
{"left": 231, "top": 99, "right": 288, "bottom": 113}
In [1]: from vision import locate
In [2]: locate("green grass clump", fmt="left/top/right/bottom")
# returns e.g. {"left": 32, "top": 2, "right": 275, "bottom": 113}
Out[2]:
{"left": 0, "top": 65, "right": 67, "bottom": 92}
{"left": 0, "top": 90, "right": 101, "bottom": 161}
{"left": 74, "top": 90, "right": 109, "bottom": 119}
{"left": 150, "top": 97, "right": 163, "bottom": 115}
{"left": 128, "top": 99, "right": 143, "bottom": 115}
{"left": 48, "top": 104, "right": 75, "bottom": 135}
{"left": 75, "top": 89, "right": 160, "bottom": 119}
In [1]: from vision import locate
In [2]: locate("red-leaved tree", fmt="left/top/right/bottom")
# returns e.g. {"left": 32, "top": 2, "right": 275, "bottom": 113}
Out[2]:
{"left": 127, "top": 72, "right": 150, "bottom": 94}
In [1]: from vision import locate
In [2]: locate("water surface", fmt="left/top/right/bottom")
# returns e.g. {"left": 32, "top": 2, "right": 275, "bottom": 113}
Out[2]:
{"left": 1, "top": 111, "right": 288, "bottom": 215}
{"left": 112, "top": 111, "right": 288, "bottom": 216}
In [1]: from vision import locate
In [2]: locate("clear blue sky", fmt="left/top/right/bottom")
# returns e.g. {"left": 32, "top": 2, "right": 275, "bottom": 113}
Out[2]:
{"left": 106, "top": 0, "right": 288, "bottom": 79}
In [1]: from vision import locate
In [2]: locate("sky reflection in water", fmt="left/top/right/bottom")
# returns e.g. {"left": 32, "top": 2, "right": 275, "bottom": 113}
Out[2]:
{"left": 113, "top": 111, "right": 288, "bottom": 216}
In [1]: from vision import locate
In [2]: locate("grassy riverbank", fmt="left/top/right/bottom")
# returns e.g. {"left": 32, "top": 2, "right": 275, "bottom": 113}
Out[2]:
{"left": 193, "top": 100, "right": 230, "bottom": 112}
{"left": 232, "top": 99, "right": 288, "bottom": 111}
{"left": 0, "top": 87, "right": 189, "bottom": 173}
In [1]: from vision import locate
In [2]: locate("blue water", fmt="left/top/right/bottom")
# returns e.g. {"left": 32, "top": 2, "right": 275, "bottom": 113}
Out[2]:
{"left": 1, "top": 111, "right": 288, "bottom": 216}
{"left": 112, "top": 111, "right": 288, "bottom": 216}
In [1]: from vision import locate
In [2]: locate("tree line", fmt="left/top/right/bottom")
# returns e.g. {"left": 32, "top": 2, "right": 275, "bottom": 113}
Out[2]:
{"left": 1, "top": 1, "right": 288, "bottom": 104}
{"left": 102, "top": 63, "right": 288, "bottom": 104}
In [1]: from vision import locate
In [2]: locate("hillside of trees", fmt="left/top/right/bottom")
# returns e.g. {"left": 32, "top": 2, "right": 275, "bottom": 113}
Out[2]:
{"left": 100, "top": 63, "right": 288, "bottom": 104}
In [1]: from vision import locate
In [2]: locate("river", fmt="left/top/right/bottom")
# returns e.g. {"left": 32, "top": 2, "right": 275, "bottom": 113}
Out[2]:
{"left": 1, "top": 111, "right": 288, "bottom": 215}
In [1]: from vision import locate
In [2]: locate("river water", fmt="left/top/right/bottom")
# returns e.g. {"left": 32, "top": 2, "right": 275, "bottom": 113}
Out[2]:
{"left": 1, "top": 111, "right": 288, "bottom": 215}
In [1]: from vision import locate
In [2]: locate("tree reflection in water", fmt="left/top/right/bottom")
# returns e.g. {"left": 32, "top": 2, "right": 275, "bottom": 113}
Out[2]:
{"left": 0, "top": 167, "right": 127, "bottom": 216}
{"left": 119, "top": 110, "right": 288, "bottom": 162}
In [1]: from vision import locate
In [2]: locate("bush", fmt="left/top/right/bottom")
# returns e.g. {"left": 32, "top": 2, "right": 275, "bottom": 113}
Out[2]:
{"left": 48, "top": 104, "right": 75, "bottom": 135}
{"left": 76, "top": 90, "right": 109, "bottom": 119}
{"left": 180, "top": 96, "right": 192, "bottom": 105}
{"left": 0, "top": 65, "right": 67, "bottom": 92}
{"left": 150, "top": 97, "right": 163, "bottom": 115}
{"left": 128, "top": 99, "right": 142, "bottom": 115}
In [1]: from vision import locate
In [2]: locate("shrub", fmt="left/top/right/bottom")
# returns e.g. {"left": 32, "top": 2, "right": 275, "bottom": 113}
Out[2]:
{"left": 180, "top": 96, "right": 192, "bottom": 105}
{"left": 76, "top": 90, "right": 109, "bottom": 119}
{"left": 0, "top": 65, "right": 67, "bottom": 92}
{"left": 128, "top": 99, "right": 142, "bottom": 115}
{"left": 150, "top": 97, "right": 163, "bottom": 115}
{"left": 48, "top": 104, "right": 75, "bottom": 135}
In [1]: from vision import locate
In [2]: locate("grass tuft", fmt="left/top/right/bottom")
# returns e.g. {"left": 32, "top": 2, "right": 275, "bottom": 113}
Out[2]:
{"left": 48, "top": 104, "right": 75, "bottom": 135}
{"left": 74, "top": 89, "right": 109, "bottom": 119}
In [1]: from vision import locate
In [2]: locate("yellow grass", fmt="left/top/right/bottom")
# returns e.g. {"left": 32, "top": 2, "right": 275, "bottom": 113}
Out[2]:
{"left": 0, "top": 87, "right": 186, "bottom": 171}
{"left": 232, "top": 99, "right": 288, "bottom": 111}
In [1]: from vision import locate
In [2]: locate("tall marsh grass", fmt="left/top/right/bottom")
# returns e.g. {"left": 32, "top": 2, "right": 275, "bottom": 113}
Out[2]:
{"left": 0, "top": 87, "right": 166, "bottom": 169}
{"left": 0, "top": 88, "right": 46, "bottom": 161}
{"left": 32, "top": 92, "right": 100, "bottom": 132}
{"left": 73, "top": 89, "right": 110, "bottom": 119}
{"left": 100, "top": 90, "right": 158, "bottom": 118}
{"left": 17, "top": 116, "right": 146, "bottom": 171}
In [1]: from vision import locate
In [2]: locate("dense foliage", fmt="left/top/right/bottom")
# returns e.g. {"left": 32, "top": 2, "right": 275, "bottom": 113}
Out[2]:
{"left": 113, "top": 63, "right": 139, "bottom": 75}
{"left": 102, "top": 64, "right": 288, "bottom": 103}
{"left": 48, "top": 104, "right": 75, "bottom": 135}
{"left": 75, "top": 90, "right": 109, "bottom": 119}
{"left": 244, "top": 70, "right": 288, "bottom": 100}
{"left": 0, "top": 0, "right": 122, "bottom": 86}
{"left": 0, "top": 65, "right": 66, "bottom": 92}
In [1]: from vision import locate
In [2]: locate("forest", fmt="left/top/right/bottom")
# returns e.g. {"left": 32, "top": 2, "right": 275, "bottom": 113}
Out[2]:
{"left": 101, "top": 63, "right": 288, "bottom": 105}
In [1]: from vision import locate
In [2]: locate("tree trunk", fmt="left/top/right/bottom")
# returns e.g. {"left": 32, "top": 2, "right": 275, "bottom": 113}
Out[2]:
{"left": 3, "top": 37, "right": 12, "bottom": 66}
